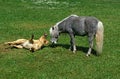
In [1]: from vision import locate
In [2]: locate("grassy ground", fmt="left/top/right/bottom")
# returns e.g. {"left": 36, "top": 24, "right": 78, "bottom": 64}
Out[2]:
{"left": 0, "top": 0, "right": 120, "bottom": 79}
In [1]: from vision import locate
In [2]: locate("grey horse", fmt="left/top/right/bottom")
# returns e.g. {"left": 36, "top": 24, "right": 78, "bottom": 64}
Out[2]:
{"left": 50, "top": 14, "right": 104, "bottom": 56}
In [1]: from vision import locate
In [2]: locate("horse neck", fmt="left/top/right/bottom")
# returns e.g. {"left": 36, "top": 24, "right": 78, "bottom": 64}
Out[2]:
{"left": 56, "top": 21, "right": 66, "bottom": 33}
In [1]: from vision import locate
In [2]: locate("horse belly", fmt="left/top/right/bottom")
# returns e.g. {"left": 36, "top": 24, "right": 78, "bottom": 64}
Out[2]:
{"left": 72, "top": 18, "right": 86, "bottom": 36}
{"left": 75, "top": 29, "right": 86, "bottom": 36}
{"left": 72, "top": 25, "right": 86, "bottom": 36}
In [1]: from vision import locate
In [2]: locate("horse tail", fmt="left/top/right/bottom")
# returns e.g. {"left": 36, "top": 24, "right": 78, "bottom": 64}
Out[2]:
{"left": 95, "top": 21, "right": 104, "bottom": 55}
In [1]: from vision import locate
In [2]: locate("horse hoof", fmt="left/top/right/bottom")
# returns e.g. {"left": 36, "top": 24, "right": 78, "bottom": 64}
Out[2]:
{"left": 86, "top": 54, "right": 90, "bottom": 57}
{"left": 73, "top": 51, "right": 76, "bottom": 54}
{"left": 69, "top": 49, "right": 71, "bottom": 51}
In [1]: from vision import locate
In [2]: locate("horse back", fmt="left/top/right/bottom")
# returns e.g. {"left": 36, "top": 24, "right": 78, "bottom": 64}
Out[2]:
{"left": 71, "top": 16, "right": 99, "bottom": 36}
{"left": 57, "top": 16, "right": 99, "bottom": 36}
{"left": 84, "top": 17, "right": 98, "bottom": 34}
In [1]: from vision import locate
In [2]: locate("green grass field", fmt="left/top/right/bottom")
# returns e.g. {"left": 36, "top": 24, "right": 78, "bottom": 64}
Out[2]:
{"left": 0, "top": 0, "right": 120, "bottom": 79}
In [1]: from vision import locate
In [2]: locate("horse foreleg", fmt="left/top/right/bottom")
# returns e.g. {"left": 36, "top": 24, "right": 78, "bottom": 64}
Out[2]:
{"left": 69, "top": 33, "right": 76, "bottom": 53}
{"left": 86, "top": 35, "right": 94, "bottom": 56}
{"left": 69, "top": 39, "right": 72, "bottom": 50}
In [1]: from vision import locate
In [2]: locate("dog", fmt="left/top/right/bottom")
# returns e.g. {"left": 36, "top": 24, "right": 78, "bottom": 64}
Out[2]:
{"left": 4, "top": 34, "right": 49, "bottom": 52}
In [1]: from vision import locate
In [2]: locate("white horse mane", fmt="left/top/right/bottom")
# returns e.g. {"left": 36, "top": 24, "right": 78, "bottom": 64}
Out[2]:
{"left": 50, "top": 14, "right": 79, "bottom": 36}
{"left": 55, "top": 14, "right": 79, "bottom": 28}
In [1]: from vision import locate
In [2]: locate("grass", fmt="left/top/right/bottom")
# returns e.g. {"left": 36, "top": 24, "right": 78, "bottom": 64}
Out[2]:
{"left": 0, "top": 0, "right": 120, "bottom": 79}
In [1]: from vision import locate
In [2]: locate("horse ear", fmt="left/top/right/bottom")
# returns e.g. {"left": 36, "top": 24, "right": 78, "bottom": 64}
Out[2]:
{"left": 52, "top": 27, "right": 54, "bottom": 30}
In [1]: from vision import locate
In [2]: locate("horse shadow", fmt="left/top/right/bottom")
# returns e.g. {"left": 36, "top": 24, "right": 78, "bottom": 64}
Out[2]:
{"left": 49, "top": 44, "right": 97, "bottom": 56}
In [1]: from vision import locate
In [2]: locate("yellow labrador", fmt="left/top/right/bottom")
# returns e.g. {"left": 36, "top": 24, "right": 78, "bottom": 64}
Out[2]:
{"left": 5, "top": 34, "right": 49, "bottom": 52}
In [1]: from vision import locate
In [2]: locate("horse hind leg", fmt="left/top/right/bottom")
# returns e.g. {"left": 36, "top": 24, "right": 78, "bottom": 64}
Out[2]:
{"left": 86, "top": 35, "right": 94, "bottom": 56}
{"left": 86, "top": 42, "right": 93, "bottom": 56}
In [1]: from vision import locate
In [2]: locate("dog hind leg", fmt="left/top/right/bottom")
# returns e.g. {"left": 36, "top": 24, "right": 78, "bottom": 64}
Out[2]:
{"left": 12, "top": 45, "right": 23, "bottom": 49}
{"left": 5, "top": 39, "right": 27, "bottom": 45}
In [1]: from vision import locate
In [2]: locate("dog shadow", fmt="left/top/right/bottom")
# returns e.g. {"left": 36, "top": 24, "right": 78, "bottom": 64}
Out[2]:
{"left": 49, "top": 43, "right": 97, "bottom": 56}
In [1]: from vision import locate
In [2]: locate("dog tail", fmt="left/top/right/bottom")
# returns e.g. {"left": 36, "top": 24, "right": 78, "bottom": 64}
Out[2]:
{"left": 29, "top": 34, "right": 34, "bottom": 44}
{"left": 95, "top": 21, "right": 104, "bottom": 55}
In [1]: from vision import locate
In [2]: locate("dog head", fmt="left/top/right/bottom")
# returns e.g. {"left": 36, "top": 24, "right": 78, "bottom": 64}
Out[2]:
{"left": 39, "top": 34, "right": 49, "bottom": 45}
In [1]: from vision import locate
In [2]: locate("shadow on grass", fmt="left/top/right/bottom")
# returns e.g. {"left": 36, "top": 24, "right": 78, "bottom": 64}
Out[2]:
{"left": 49, "top": 43, "right": 97, "bottom": 56}
{"left": 0, "top": 43, "right": 12, "bottom": 53}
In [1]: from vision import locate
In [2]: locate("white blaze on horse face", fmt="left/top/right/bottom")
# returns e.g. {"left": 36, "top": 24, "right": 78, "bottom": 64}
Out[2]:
{"left": 50, "top": 33, "right": 58, "bottom": 44}
{"left": 50, "top": 26, "right": 59, "bottom": 44}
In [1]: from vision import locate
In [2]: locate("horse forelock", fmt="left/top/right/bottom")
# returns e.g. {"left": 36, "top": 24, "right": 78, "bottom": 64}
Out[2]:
{"left": 50, "top": 24, "right": 59, "bottom": 36}
{"left": 54, "top": 23, "right": 59, "bottom": 30}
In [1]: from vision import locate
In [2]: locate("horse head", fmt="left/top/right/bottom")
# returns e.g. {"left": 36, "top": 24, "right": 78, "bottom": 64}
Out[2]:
{"left": 50, "top": 26, "right": 60, "bottom": 44}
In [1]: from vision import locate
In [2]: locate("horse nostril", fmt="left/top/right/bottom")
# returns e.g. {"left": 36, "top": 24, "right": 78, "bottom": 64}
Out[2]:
{"left": 51, "top": 41, "right": 57, "bottom": 45}
{"left": 50, "top": 40, "right": 56, "bottom": 44}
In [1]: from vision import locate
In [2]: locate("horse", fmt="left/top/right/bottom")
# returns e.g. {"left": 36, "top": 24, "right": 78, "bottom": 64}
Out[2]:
{"left": 50, "top": 14, "right": 104, "bottom": 56}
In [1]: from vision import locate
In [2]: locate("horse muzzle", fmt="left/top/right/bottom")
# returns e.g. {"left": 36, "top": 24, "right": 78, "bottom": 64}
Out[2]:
{"left": 51, "top": 41, "right": 57, "bottom": 44}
